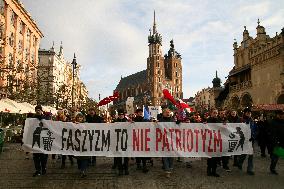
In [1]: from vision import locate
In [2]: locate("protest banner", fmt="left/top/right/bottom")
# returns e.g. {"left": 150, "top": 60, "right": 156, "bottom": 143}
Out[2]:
{"left": 148, "top": 106, "right": 162, "bottom": 119}
{"left": 23, "top": 119, "right": 253, "bottom": 157}
{"left": 126, "top": 97, "right": 134, "bottom": 114}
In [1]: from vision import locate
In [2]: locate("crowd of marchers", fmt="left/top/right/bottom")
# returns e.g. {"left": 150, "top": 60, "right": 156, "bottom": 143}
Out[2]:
{"left": 22, "top": 105, "right": 284, "bottom": 179}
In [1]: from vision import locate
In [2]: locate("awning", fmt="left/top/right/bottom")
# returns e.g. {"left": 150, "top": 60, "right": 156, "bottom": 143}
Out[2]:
{"left": 252, "top": 104, "right": 284, "bottom": 111}
{"left": 0, "top": 98, "right": 35, "bottom": 113}
{"left": 0, "top": 99, "right": 19, "bottom": 113}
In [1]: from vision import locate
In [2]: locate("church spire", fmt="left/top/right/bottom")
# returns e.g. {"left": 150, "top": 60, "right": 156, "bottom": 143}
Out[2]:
{"left": 148, "top": 11, "right": 162, "bottom": 45}
{"left": 50, "top": 41, "right": 55, "bottom": 51}
{"left": 59, "top": 41, "right": 64, "bottom": 57}
{"left": 153, "top": 10, "right": 157, "bottom": 34}
{"left": 212, "top": 70, "right": 221, "bottom": 88}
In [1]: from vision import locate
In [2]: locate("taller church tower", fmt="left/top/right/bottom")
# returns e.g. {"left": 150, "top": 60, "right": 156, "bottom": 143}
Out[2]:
{"left": 147, "top": 11, "right": 165, "bottom": 105}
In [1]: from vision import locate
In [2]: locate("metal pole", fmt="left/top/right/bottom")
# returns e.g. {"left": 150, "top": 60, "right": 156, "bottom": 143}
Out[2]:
{"left": 98, "top": 93, "right": 101, "bottom": 115}
{"left": 72, "top": 67, "right": 74, "bottom": 110}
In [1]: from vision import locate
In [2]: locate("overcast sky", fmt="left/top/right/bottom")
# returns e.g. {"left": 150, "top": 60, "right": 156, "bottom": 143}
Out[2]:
{"left": 21, "top": 0, "right": 284, "bottom": 101}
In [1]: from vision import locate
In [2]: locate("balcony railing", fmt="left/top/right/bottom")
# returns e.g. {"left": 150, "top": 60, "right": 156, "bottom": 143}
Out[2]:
{"left": 229, "top": 80, "right": 252, "bottom": 93}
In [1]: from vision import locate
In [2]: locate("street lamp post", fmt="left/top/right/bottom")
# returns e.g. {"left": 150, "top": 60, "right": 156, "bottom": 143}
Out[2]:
{"left": 71, "top": 53, "right": 77, "bottom": 110}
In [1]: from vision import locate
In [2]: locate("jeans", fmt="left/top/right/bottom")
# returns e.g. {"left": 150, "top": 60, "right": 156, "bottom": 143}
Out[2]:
{"left": 233, "top": 155, "right": 239, "bottom": 165}
{"left": 77, "top": 159, "right": 89, "bottom": 172}
{"left": 238, "top": 154, "right": 253, "bottom": 172}
{"left": 136, "top": 157, "right": 147, "bottom": 168}
{"left": 162, "top": 157, "right": 173, "bottom": 172}
{"left": 62, "top": 155, "right": 73, "bottom": 165}
{"left": 33, "top": 153, "right": 48, "bottom": 173}
{"left": 221, "top": 156, "right": 229, "bottom": 168}
{"left": 117, "top": 157, "right": 129, "bottom": 171}
{"left": 89, "top": 156, "right": 96, "bottom": 165}
{"left": 270, "top": 153, "right": 279, "bottom": 171}
{"left": 207, "top": 157, "right": 218, "bottom": 174}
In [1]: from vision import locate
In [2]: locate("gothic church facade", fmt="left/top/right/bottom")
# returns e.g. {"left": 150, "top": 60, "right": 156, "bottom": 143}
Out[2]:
{"left": 114, "top": 12, "right": 183, "bottom": 108}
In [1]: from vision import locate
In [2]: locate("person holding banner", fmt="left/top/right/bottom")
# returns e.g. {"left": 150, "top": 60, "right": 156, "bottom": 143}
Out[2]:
{"left": 206, "top": 108, "right": 221, "bottom": 177}
{"left": 86, "top": 107, "right": 104, "bottom": 166}
{"left": 114, "top": 109, "right": 129, "bottom": 176}
{"left": 158, "top": 108, "right": 175, "bottom": 178}
{"left": 218, "top": 109, "right": 231, "bottom": 172}
{"left": 56, "top": 110, "right": 74, "bottom": 169}
{"left": 237, "top": 107, "right": 256, "bottom": 176}
{"left": 228, "top": 110, "right": 242, "bottom": 167}
{"left": 32, "top": 105, "right": 49, "bottom": 177}
{"left": 74, "top": 112, "right": 90, "bottom": 178}
{"left": 133, "top": 108, "right": 150, "bottom": 173}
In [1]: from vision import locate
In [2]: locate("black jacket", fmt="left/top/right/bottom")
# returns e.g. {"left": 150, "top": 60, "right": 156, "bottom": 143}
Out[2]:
{"left": 256, "top": 120, "right": 268, "bottom": 143}
{"left": 267, "top": 118, "right": 284, "bottom": 150}
{"left": 115, "top": 117, "right": 128, "bottom": 122}
{"left": 133, "top": 116, "right": 148, "bottom": 122}
{"left": 85, "top": 114, "right": 104, "bottom": 123}
{"left": 206, "top": 117, "right": 220, "bottom": 123}
{"left": 158, "top": 116, "right": 174, "bottom": 122}
{"left": 228, "top": 115, "right": 241, "bottom": 123}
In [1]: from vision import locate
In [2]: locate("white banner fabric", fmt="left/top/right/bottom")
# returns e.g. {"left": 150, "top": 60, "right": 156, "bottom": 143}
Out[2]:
{"left": 22, "top": 119, "right": 253, "bottom": 157}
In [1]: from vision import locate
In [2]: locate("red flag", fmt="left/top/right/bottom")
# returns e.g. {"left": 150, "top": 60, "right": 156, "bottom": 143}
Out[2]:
{"left": 162, "top": 89, "right": 178, "bottom": 106}
{"left": 98, "top": 92, "right": 120, "bottom": 106}
{"left": 163, "top": 89, "right": 193, "bottom": 111}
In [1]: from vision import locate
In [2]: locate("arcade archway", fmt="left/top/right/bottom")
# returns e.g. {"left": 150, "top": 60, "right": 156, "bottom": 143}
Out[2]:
{"left": 277, "top": 94, "right": 284, "bottom": 104}
{"left": 231, "top": 96, "right": 240, "bottom": 109}
{"left": 241, "top": 93, "right": 253, "bottom": 107}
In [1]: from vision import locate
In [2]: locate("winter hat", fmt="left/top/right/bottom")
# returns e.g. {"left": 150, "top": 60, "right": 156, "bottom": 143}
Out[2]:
{"left": 135, "top": 108, "right": 143, "bottom": 113}
{"left": 117, "top": 109, "right": 125, "bottom": 115}
{"left": 74, "top": 112, "right": 84, "bottom": 118}
{"left": 35, "top": 105, "right": 43, "bottom": 111}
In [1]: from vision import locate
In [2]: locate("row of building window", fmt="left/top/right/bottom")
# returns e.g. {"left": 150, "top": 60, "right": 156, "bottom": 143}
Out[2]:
{"left": 7, "top": 50, "right": 34, "bottom": 67}
{"left": 6, "top": 5, "right": 38, "bottom": 49}
{"left": 120, "top": 87, "right": 144, "bottom": 100}
{"left": 8, "top": 31, "right": 37, "bottom": 48}
{"left": 149, "top": 46, "right": 160, "bottom": 55}
{"left": 0, "top": 0, "right": 4, "bottom": 15}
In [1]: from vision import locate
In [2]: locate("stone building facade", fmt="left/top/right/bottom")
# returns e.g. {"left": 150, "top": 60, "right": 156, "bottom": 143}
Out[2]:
{"left": 114, "top": 12, "right": 183, "bottom": 109}
{"left": 0, "top": 0, "right": 43, "bottom": 101}
{"left": 38, "top": 43, "right": 88, "bottom": 109}
{"left": 219, "top": 20, "right": 284, "bottom": 109}
{"left": 195, "top": 71, "right": 223, "bottom": 111}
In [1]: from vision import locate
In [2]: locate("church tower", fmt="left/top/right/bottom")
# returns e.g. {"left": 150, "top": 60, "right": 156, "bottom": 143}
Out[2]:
{"left": 164, "top": 39, "right": 183, "bottom": 99}
{"left": 147, "top": 11, "right": 165, "bottom": 105}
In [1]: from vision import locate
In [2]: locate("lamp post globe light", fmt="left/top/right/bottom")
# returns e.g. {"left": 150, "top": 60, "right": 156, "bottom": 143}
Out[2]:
{"left": 71, "top": 53, "right": 77, "bottom": 110}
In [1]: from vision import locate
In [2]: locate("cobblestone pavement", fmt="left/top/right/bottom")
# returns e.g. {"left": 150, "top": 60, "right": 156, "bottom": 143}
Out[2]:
{"left": 0, "top": 143, "right": 283, "bottom": 189}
